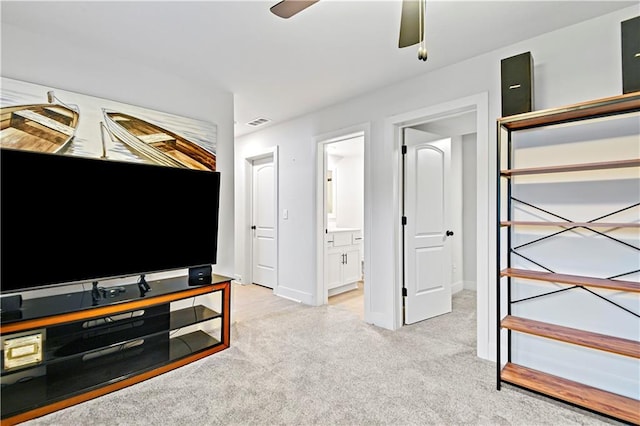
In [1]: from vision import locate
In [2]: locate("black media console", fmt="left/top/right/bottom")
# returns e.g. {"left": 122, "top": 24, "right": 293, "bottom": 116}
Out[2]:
{"left": 0, "top": 274, "right": 231, "bottom": 425}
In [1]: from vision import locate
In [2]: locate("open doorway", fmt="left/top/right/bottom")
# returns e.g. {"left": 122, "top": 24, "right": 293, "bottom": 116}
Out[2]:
{"left": 316, "top": 131, "right": 365, "bottom": 315}
{"left": 389, "top": 92, "right": 491, "bottom": 359}
{"left": 401, "top": 114, "right": 478, "bottom": 325}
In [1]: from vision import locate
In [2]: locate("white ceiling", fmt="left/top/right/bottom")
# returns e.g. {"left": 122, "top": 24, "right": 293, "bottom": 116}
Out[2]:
{"left": 1, "top": 1, "right": 637, "bottom": 137}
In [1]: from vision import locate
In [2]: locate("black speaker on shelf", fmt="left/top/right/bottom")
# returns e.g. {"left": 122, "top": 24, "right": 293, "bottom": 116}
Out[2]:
{"left": 0, "top": 294, "right": 22, "bottom": 313}
{"left": 500, "top": 51, "right": 533, "bottom": 117}
{"left": 621, "top": 15, "right": 640, "bottom": 94}
{"left": 188, "top": 265, "right": 212, "bottom": 286}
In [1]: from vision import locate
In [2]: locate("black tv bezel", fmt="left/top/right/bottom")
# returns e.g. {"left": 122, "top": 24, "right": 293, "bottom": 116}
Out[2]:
{"left": 0, "top": 147, "right": 221, "bottom": 294}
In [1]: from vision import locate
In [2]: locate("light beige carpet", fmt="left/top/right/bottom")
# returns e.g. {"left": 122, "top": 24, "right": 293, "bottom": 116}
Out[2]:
{"left": 22, "top": 285, "right": 622, "bottom": 425}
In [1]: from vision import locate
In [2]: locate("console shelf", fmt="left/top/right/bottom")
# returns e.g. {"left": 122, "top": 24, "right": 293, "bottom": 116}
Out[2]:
{"left": 170, "top": 305, "right": 222, "bottom": 329}
{"left": 0, "top": 274, "right": 231, "bottom": 425}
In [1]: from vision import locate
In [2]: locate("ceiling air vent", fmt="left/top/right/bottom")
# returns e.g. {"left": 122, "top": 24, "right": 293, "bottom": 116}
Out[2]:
{"left": 246, "top": 117, "right": 271, "bottom": 127}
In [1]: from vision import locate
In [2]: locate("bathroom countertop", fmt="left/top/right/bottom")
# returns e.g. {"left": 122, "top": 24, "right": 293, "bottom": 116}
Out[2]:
{"left": 327, "top": 227, "right": 360, "bottom": 233}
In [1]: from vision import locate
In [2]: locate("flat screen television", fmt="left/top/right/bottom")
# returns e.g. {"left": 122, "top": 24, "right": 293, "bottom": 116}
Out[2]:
{"left": 0, "top": 147, "right": 221, "bottom": 293}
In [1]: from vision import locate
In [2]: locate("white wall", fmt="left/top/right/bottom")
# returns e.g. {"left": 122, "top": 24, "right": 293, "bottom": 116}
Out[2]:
{"left": 1, "top": 23, "right": 235, "bottom": 280}
{"left": 235, "top": 5, "right": 639, "bottom": 363}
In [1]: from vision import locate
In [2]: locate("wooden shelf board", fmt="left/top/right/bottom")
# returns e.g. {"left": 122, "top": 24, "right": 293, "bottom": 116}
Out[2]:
{"left": 501, "top": 268, "right": 640, "bottom": 293}
{"left": 498, "top": 91, "right": 640, "bottom": 130}
{"left": 500, "top": 158, "right": 640, "bottom": 177}
{"left": 501, "top": 221, "right": 640, "bottom": 228}
{"left": 501, "top": 362, "right": 640, "bottom": 424}
{"left": 501, "top": 315, "right": 640, "bottom": 358}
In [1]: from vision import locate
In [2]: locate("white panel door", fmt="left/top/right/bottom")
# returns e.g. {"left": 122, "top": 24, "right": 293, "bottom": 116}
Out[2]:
{"left": 252, "top": 157, "right": 276, "bottom": 288}
{"left": 404, "top": 132, "right": 452, "bottom": 324}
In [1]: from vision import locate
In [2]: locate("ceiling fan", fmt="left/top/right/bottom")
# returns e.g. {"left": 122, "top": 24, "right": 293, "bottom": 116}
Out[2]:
{"left": 270, "top": 0, "right": 428, "bottom": 61}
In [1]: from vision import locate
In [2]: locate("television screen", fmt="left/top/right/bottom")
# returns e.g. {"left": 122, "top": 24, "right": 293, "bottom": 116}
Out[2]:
{"left": 0, "top": 148, "right": 221, "bottom": 293}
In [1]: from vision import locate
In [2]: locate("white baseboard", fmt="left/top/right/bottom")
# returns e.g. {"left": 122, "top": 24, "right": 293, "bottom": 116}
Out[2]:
{"left": 328, "top": 281, "right": 358, "bottom": 297}
{"left": 463, "top": 280, "right": 477, "bottom": 291}
{"left": 274, "top": 285, "right": 311, "bottom": 304}
{"left": 451, "top": 280, "right": 464, "bottom": 294}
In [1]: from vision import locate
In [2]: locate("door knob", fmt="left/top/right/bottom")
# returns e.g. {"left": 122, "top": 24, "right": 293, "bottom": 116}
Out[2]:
{"left": 251, "top": 225, "right": 256, "bottom": 230}
{"left": 446, "top": 230, "right": 454, "bottom": 236}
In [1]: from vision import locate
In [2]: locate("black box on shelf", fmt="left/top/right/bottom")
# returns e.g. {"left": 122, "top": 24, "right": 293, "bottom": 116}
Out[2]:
{"left": 621, "top": 16, "right": 640, "bottom": 94}
{"left": 501, "top": 51, "right": 534, "bottom": 117}
{"left": 189, "top": 265, "right": 212, "bottom": 286}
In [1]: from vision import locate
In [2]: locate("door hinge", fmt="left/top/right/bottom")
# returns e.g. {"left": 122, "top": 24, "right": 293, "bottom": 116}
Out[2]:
{"left": 402, "top": 216, "right": 407, "bottom": 226}
{"left": 402, "top": 287, "right": 407, "bottom": 297}
{"left": 401, "top": 145, "right": 407, "bottom": 155}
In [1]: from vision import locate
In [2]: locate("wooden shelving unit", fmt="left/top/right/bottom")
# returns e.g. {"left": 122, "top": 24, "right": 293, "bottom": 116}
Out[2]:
{"left": 496, "top": 92, "right": 640, "bottom": 424}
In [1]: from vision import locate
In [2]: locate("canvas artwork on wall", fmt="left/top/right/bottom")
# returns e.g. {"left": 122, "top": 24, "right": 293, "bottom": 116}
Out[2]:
{"left": 0, "top": 77, "right": 217, "bottom": 170}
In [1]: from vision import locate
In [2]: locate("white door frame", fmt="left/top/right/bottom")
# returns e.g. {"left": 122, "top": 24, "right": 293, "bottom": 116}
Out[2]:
{"left": 244, "top": 146, "right": 279, "bottom": 290}
{"left": 315, "top": 123, "right": 371, "bottom": 318}
{"left": 388, "top": 92, "right": 493, "bottom": 361}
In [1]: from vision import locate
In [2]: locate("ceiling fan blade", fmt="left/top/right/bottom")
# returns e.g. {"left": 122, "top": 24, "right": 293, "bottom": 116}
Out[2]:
{"left": 398, "top": 0, "right": 424, "bottom": 48}
{"left": 270, "top": 0, "right": 319, "bottom": 19}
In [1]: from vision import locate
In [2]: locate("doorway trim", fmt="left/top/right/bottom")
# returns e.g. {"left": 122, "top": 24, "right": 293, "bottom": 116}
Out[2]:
{"left": 243, "top": 146, "right": 279, "bottom": 291}
{"left": 387, "top": 92, "right": 493, "bottom": 360}
{"left": 315, "top": 123, "right": 371, "bottom": 320}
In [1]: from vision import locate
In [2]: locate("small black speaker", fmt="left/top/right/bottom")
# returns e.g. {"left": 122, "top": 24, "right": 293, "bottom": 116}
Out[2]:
{"left": 0, "top": 294, "right": 22, "bottom": 313}
{"left": 188, "top": 265, "right": 212, "bottom": 286}
{"left": 501, "top": 51, "right": 534, "bottom": 117}
{"left": 621, "top": 15, "right": 640, "bottom": 94}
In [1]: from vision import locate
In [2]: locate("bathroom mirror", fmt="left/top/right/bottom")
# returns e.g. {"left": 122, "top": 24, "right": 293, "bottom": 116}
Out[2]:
{"left": 327, "top": 168, "right": 336, "bottom": 219}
